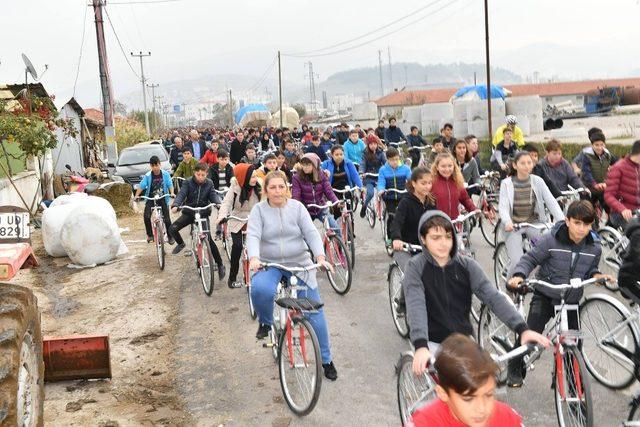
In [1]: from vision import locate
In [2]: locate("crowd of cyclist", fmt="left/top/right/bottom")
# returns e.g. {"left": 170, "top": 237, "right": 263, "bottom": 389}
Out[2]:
{"left": 135, "top": 116, "right": 640, "bottom": 426}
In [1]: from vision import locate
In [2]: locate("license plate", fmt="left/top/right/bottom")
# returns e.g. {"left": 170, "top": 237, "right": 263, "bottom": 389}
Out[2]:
{"left": 0, "top": 212, "right": 30, "bottom": 240}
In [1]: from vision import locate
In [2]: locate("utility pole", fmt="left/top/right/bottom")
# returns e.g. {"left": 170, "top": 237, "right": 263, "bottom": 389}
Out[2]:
{"left": 147, "top": 82, "right": 159, "bottom": 133}
{"left": 91, "top": 0, "right": 116, "bottom": 156}
{"left": 378, "top": 50, "right": 384, "bottom": 97}
{"left": 387, "top": 46, "right": 393, "bottom": 92}
{"left": 131, "top": 51, "right": 151, "bottom": 136}
{"left": 474, "top": 71, "right": 477, "bottom": 86}
{"left": 484, "top": 0, "right": 493, "bottom": 138}
{"left": 277, "top": 51, "right": 283, "bottom": 128}
{"left": 228, "top": 89, "right": 234, "bottom": 128}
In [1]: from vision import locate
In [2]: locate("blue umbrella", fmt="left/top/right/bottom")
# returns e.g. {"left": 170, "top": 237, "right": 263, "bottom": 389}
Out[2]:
{"left": 235, "top": 104, "right": 269, "bottom": 124}
{"left": 453, "top": 84, "right": 506, "bottom": 100}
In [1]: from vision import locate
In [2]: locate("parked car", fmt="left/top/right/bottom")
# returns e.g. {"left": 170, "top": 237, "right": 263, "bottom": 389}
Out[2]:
{"left": 112, "top": 143, "right": 171, "bottom": 188}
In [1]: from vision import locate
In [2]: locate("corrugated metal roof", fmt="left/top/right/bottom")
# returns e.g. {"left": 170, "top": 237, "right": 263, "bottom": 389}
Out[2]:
{"left": 375, "top": 77, "right": 640, "bottom": 107}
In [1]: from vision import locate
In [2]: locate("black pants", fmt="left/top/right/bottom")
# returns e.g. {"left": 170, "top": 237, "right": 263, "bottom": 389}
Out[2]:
{"left": 385, "top": 199, "right": 400, "bottom": 239}
{"left": 144, "top": 199, "right": 172, "bottom": 238}
{"left": 169, "top": 214, "right": 223, "bottom": 265}
{"left": 228, "top": 231, "right": 244, "bottom": 282}
{"left": 408, "top": 148, "right": 421, "bottom": 169}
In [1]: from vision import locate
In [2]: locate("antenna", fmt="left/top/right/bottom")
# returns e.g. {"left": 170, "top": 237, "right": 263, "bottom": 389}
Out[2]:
{"left": 22, "top": 53, "right": 38, "bottom": 84}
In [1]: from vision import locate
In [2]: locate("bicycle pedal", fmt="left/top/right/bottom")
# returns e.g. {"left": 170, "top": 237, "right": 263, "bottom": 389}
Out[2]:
{"left": 263, "top": 342, "right": 276, "bottom": 348}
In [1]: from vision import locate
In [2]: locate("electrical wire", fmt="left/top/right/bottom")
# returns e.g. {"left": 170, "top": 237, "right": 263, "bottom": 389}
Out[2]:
{"left": 283, "top": 0, "right": 462, "bottom": 58}
{"left": 103, "top": 6, "right": 141, "bottom": 79}
{"left": 106, "top": 0, "right": 182, "bottom": 4}
{"left": 287, "top": 0, "right": 446, "bottom": 56}
{"left": 72, "top": 4, "right": 89, "bottom": 97}
{"left": 245, "top": 56, "right": 278, "bottom": 95}
{"left": 129, "top": 3, "right": 148, "bottom": 51}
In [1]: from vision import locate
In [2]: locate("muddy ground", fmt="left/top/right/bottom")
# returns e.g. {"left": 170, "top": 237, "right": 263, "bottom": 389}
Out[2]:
{"left": 10, "top": 213, "right": 192, "bottom": 426}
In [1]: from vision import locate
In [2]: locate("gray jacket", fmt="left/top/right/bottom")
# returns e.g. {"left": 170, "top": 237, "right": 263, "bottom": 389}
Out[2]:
{"left": 404, "top": 211, "right": 528, "bottom": 348}
{"left": 539, "top": 157, "right": 584, "bottom": 192}
{"left": 460, "top": 158, "right": 480, "bottom": 185}
{"left": 512, "top": 221, "right": 601, "bottom": 301}
{"left": 498, "top": 174, "right": 564, "bottom": 225}
{"left": 247, "top": 199, "right": 325, "bottom": 288}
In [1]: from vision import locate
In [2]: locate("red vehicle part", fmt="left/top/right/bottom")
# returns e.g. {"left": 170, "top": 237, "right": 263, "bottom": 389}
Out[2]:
{"left": 43, "top": 334, "right": 111, "bottom": 382}
{"left": 0, "top": 243, "right": 38, "bottom": 280}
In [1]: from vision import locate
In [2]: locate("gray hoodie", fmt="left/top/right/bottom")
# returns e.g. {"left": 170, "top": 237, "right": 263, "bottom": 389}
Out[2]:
{"left": 404, "top": 211, "right": 529, "bottom": 349}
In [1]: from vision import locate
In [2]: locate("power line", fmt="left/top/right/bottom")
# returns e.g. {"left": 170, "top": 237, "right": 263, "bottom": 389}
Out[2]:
{"left": 283, "top": 0, "right": 462, "bottom": 58}
{"left": 106, "top": 0, "right": 182, "bottom": 4}
{"left": 103, "top": 6, "right": 140, "bottom": 79}
{"left": 129, "top": 3, "right": 148, "bottom": 51}
{"left": 285, "top": 0, "right": 446, "bottom": 56}
{"left": 245, "top": 55, "right": 278, "bottom": 94}
{"left": 72, "top": 4, "right": 89, "bottom": 97}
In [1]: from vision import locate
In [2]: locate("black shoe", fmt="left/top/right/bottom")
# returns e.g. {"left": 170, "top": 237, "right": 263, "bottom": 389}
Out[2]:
{"left": 167, "top": 236, "right": 175, "bottom": 245}
{"left": 147, "top": 236, "right": 154, "bottom": 243}
{"left": 323, "top": 362, "right": 338, "bottom": 381}
{"left": 394, "top": 297, "right": 406, "bottom": 315}
{"left": 256, "top": 323, "right": 270, "bottom": 340}
{"left": 172, "top": 243, "right": 185, "bottom": 254}
{"left": 218, "top": 263, "right": 226, "bottom": 281}
{"left": 359, "top": 205, "right": 367, "bottom": 218}
{"left": 228, "top": 279, "right": 242, "bottom": 289}
{"left": 507, "top": 359, "right": 524, "bottom": 388}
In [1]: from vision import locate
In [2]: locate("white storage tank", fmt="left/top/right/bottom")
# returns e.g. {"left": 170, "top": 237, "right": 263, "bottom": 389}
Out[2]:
{"left": 352, "top": 102, "right": 379, "bottom": 121}
{"left": 505, "top": 95, "right": 544, "bottom": 135}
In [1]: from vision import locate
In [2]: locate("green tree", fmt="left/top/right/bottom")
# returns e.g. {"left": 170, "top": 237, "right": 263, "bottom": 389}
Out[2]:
{"left": 115, "top": 117, "right": 148, "bottom": 149}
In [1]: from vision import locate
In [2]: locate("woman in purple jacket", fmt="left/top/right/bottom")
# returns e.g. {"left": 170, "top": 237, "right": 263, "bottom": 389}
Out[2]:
{"left": 292, "top": 153, "right": 341, "bottom": 235}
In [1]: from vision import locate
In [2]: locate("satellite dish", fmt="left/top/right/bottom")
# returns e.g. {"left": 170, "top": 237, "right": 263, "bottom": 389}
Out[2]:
{"left": 22, "top": 53, "right": 38, "bottom": 81}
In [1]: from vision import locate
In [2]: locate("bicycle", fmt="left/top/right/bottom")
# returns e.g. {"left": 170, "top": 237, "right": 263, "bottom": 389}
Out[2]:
{"left": 396, "top": 342, "right": 539, "bottom": 425}
{"left": 597, "top": 210, "right": 640, "bottom": 292}
{"left": 475, "top": 171, "right": 501, "bottom": 247}
{"left": 557, "top": 185, "right": 590, "bottom": 216}
{"left": 332, "top": 186, "right": 358, "bottom": 268}
{"left": 307, "top": 201, "right": 352, "bottom": 295}
{"left": 451, "top": 209, "right": 484, "bottom": 322}
{"left": 493, "top": 222, "right": 552, "bottom": 288}
{"left": 172, "top": 175, "right": 185, "bottom": 194}
{"left": 138, "top": 194, "right": 170, "bottom": 270}
{"left": 478, "top": 277, "right": 610, "bottom": 427}
{"left": 378, "top": 188, "right": 408, "bottom": 257}
{"left": 260, "top": 262, "right": 324, "bottom": 416}
{"left": 388, "top": 243, "right": 422, "bottom": 338}
{"left": 360, "top": 172, "right": 379, "bottom": 229}
{"left": 181, "top": 203, "right": 218, "bottom": 296}
{"left": 219, "top": 215, "right": 255, "bottom": 319}
{"left": 407, "top": 144, "right": 432, "bottom": 168}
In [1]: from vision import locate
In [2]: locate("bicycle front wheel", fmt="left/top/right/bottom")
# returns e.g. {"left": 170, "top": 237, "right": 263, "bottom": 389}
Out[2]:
{"left": 155, "top": 221, "right": 165, "bottom": 270}
{"left": 325, "top": 236, "right": 352, "bottom": 295}
{"left": 479, "top": 199, "right": 499, "bottom": 248}
{"left": 343, "top": 218, "right": 356, "bottom": 268}
{"left": 628, "top": 394, "right": 640, "bottom": 422}
{"left": 199, "top": 239, "right": 215, "bottom": 296}
{"left": 580, "top": 294, "right": 638, "bottom": 390}
{"left": 223, "top": 226, "right": 233, "bottom": 261}
{"left": 278, "top": 317, "right": 322, "bottom": 416}
{"left": 388, "top": 264, "right": 409, "bottom": 338}
{"left": 396, "top": 353, "right": 437, "bottom": 425}
{"left": 597, "top": 228, "right": 621, "bottom": 291}
{"left": 554, "top": 345, "right": 594, "bottom": 427}
{"left": 493, "top": 243, "right": 510, "bottom": 289}
{"left": 478, "top": 303, "right": 514, "bottom": 385}
{"left": 366, "top": 203, "right": 376, "bottom": 228}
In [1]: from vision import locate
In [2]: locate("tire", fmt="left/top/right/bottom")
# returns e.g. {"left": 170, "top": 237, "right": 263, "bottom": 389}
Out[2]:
{"left": 343, "top": 218, "right": 356, "bottom": 269}
{"left": 384, "top": 213, "right": 394, "bottom": 257}
{"left": 325, "top": 236, "right": 352, "bottom": 295}
{"left": 199, "top": 239, "right": 215, "bottom": 296}
{"left": 628, "top": 396, "right": 640, "bottom": 422}
{"left": 579, "top": 294, "right": 638, "bottom": 390}
{"left": 278, "top": 317, "right": 322, "bottom": 416}
{"left": 493, "top": 243, "right": 510, "bottom": 289}
{"left": 269, "top": 303, "right": 281, "bottom": 361}
{"left": 477, "top": 303, "right": 514, "bottom": 385}
{"left": 246, "top": 286, "right": 257, "bottom": 320}
{"left": 554, "top": 345, "right": 593, "bottom": 427}
{"left": 597, "top": 228, "right": 621, "bottom": 291}
{"left": 0, "top": 284, "right": 44, "bottom": 427}
{"left": 479, "top": 199, "right": 499, "bottom": 248}
{"left": 366, "top": 203, "right": 376, "bottom": 228}
{"left": 380, "top": 203, "right": 388, "bottom": 242}
{"left": 388, "top": 264, "right": 409, "bottom": 338}
{"left": 396, "top": 353, "right": 437, "bottom": 426}
{"left": 155, "top": 221, "right": 165, "bottom": 271}
{"left": 223, "top": 225, "right": 233, "bottom": 262}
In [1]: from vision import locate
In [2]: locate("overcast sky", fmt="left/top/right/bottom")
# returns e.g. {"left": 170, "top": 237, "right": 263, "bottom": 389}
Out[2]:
{"left": 2, "top": 0, "right": 639, "bottom": 108}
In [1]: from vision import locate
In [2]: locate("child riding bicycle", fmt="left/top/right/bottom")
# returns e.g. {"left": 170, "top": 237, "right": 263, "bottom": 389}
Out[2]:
{"left": 135, "top": 155, "right": 175, "bottom": 244}
{"left": 377, "top": 147, "right": 411, "bottom": 245}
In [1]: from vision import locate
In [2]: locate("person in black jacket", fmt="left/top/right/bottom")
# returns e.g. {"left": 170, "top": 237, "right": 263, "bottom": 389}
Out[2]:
{"left": 522, "top": 143, "right": 562, "bottom": 199}
{"left": 186, "top": 129, "right": 207, "bottom": 161}
{"left": 207, "top": 150, "right": 234, "bottom": 192}
{"left": 304, "top": 135, "right": 328, "bottom": 161}
{"left": 375, "top": 119, "right": 386, "bottom": 140}
{"left": 619, "top": 217, "right": 640, "bottom": 304}
{"left": 229, "top": 131, "right": 248, "bottom": 164}
{"left": 169, "top": 137, "right": 185, "bottom": 171}
{"left": 335, "top": 123, "right": 350, "bottom": 146}
{"left": 169, "top": 163, "right": 226, "bottom": 279}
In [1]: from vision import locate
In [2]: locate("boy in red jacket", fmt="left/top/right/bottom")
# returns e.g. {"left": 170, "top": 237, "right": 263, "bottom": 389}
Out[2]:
{"left": 605, "top": 140, "right": 640, "bottom": 229}
{"left": 408, "top": 334, "right": 522, "bottom": 427}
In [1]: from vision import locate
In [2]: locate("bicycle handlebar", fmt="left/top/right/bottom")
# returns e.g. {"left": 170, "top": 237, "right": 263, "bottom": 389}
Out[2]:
{"left": 400, "top": 243, "right": 423, "bottom": 253}
{"left": 452, "top": 209, "right": 481, "bottom": 224}
{"left": 219, "top": 215, "right": 249, "bottom": 223}
{"left": 332, "top": 186, "right": 359, "bottom": 194}
{"left": 493, "top": 343, "right": 539, "bottom": 364}
{"left": 512, "top": 222, "right": 552, "bottom": 231}
{"left": 520, "top": 277, "right": 609, "bottom": 293}
{"left": 380, "top": 188, "right": 407, "bottom": 194}
{"left": 464, "top": 183, "right": 481, "bottom": 190}
{"left": 173, "top": 176, "right": 187, "bottom": 181}
{"left": 361, "top": 173, "right": 379, "bottom": 178}
{"left": 181, "top": 203, "right": 219, "bottom": 212}
{"left": 138, "top": 195, "right": 168, "bottom": 201}
{"left": 479, "top": 171, "right": 500, "bottom": 179}
{"left": 259, "top": 262, "right": 322, "bottom": 273}
{"left": 307, "top": 201, "right": 341, "bottom": 209}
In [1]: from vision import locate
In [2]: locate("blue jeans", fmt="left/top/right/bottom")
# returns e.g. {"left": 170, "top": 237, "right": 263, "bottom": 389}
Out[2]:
{"left": 251, "top": 267, "right": 332, "bottom": 364}
{"left": 311, "top": 213, "right": 341, "bottom": 238}
{"left": 364, "top": 180, "right": 376, "bottom": 209}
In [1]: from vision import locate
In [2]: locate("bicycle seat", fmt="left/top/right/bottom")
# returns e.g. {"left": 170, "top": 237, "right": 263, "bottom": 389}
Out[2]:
{"left": 276, "top": 297, "right": 324, "bottom": 311}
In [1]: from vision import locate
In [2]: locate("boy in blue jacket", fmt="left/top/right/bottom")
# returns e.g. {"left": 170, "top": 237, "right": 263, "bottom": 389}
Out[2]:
{"left": 304, "top": 134, "right": 328, "bottom": 162}
{"left": 343, "top": 129, "right": 366, "bottom": 170}
{"left": 135, "top": 155, "right": 175, "bottom": 243}
{"left": 377, "top": 147, "right": 411, "bottom": 244}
